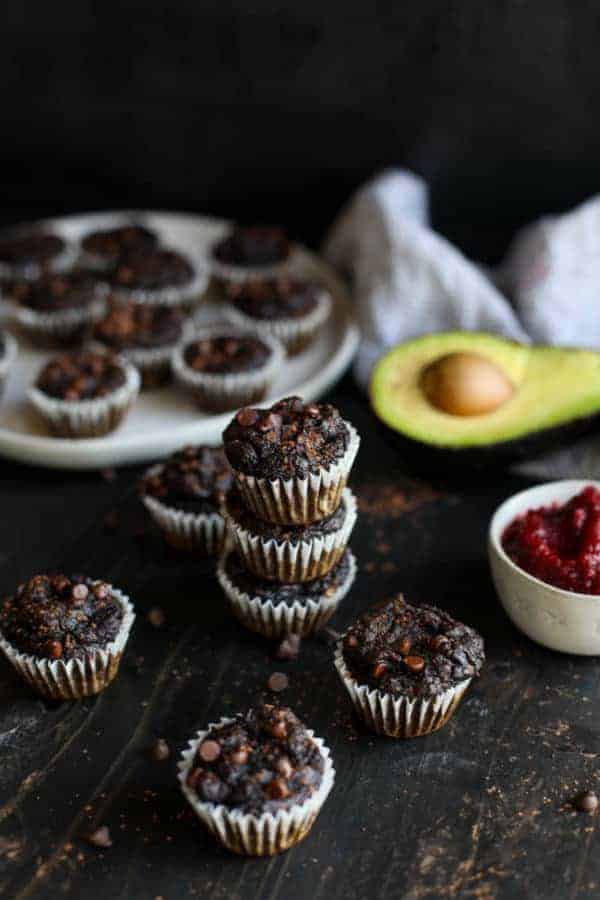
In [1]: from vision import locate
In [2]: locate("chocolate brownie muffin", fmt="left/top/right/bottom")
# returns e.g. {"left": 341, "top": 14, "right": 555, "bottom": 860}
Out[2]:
{"left": 29, "top": 350, "right": 140, "bottom": 438}
{"left": 224, "top": 398, "right": 350, "bottom": 480}
{"left": 5, "top": 272, "right": 108, "bottom": 345}
{"left": 222, "top": 397, "right": 359, "bottom": 525}
{"left": 185, "top": 704, "right": 324, "bottom": 813}
{"left": 81, "top": 224, "right": 158, "bottom": 269}
{"left": 218, "top": 548, "right": 356, "bottom": 638}
{"left": 141, "top": 445, "right": 232, "bottom": 515}
{"left": 179, "top": 703, "right": 334, "bottom": 856}
{"left": 213, "top": 226, "right": 290, "bottom": 268}
{"left": 0, "top": 574, "right": 135, "bottom": 699}
{"left": 36, "top": 351, "right": 126, "bottom": 401}
{"left": 335, "top": 595, "right": 485, "bottom": 738}
{"left": 0, "top": 231, "right": 74, "bottom": 278}
{"left": 140, "top": 445, "right": 233, "bottom": 554}
{"left": 172, "top": 329, "right": 283, "bottom": 413}
{"left": 111, "top": 247, "right": 205, "bottom": 307}
{"left": 183, "top": 335, "right": 271, "bottom": 375}
{"left": 93, "top": 302, "right": 189, "bottom": 387}
{"left": 0, "top": 574, "right": 123, "bottom": 660}
{"left": 225, "top": 277, "right": 332, "bottom": 355}
{"left": 224, "top": 488, "right": 357, "bottom": 582}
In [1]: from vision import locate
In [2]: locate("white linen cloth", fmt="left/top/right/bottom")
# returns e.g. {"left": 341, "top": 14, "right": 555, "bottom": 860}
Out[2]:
{"left": 323, "top": 169, "right": 600, "bottom": 389}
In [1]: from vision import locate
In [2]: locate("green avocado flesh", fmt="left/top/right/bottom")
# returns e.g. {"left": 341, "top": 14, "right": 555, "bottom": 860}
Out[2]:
{"left": 370, "top": 332, "right": 600, "bottom": 451}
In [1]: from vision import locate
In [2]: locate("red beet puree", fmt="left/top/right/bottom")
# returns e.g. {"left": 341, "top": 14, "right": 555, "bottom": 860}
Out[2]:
{"left": 502, "top": 486, "right": 600, "bottom": 594}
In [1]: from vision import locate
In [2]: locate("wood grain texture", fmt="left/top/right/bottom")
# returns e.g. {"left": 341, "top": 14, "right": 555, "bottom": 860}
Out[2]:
{"left": 0, "top": 378, "right": 598, "bottom": 899}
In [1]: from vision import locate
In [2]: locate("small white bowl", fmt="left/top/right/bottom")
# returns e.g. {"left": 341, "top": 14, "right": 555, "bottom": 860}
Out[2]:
{"left": 489, "top": 480, "right": 600, "bottom": 655}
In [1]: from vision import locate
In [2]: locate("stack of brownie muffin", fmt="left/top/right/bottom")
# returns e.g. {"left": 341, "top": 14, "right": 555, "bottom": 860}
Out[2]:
{"left": 217, "top": 395, "right": 360, "bottom": 640}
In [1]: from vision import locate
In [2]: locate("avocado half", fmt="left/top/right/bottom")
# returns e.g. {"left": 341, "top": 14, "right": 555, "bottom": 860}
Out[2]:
{"left": 370, "top": 331, "right": 600, "bottom": 469}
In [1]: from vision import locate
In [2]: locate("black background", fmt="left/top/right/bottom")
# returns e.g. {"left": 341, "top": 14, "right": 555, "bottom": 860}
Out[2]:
{"left": 3, "top": 0, "right": 600, "bottom": 258}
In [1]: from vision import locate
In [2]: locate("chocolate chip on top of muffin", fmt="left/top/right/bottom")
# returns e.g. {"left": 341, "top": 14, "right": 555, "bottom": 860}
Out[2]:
{"left": 212, "top": 226, "right": 290, "bottom": 268}
{"left": 226, "top": 277, "right": 318, "bottom": 320}
{"left": 112, "top": 248, "right": 195, "bottom": 290}
{"left": 140, "top": 445, "right": 233, "bottom": 514}
{"left": 183, "top": 335, "right": 272, "bottom": 375}
{"left": 342, "top": 594, "right": 485, "bottom": 698}
{"left": 94, "top": 302, "right": 185, "bottom": 350}
{"left": 223, "top": 396, "right": 351, "bottom": 480}
{"left": 0, "top": 574, "right": 124, "bottom": 660}
{"left": 185, "top": 704, "right": 324, "bottom": 813}
{"left": 6, "top": 271, "right": 104, "bottom": 311}
{"left": 82, "top": 224, "right": 158, "bottom": 264}
{"left": 36, "top": 351, "right": 126, "bottom": 401}
{"left": 0, "top": 232, "right": 67, "bottom": 268}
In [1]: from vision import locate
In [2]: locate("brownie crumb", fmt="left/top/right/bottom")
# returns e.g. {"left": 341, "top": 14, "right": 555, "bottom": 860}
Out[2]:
{"left": 147, "top": 607, "right": 166, "bottom": 628}
{"left": 149, "top": 738, "right": 170, "bottom": 762}
{"left": 267, "top": 672, "right": 289, "bottom": 693}
{"left": 186, "top": 704, "right": 323, "bottom": 814}
{"left": 223, "top": 396, "right": 350, "bottom": 480}
{"left": 276, "top": 635, "right": 301, "bottom": 660}
{"left": 0, "top": 574, "right": 123, "bottom": 661}
{"left": 342, "top": 594, "right": 485, "bottom": 699}
{"left": 85, "top": 826, "right": 112, "bottom": 848}
{"left": 573, "top": 791, "right": 598, "bottom": 813}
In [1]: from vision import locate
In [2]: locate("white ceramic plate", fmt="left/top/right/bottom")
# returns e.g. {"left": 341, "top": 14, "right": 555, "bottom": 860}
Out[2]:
{"left": 0, "top": 211, "right": 359, "bottom": 470}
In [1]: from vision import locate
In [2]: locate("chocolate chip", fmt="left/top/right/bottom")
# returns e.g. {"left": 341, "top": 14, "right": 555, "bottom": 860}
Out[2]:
{"left": 276, "top": 635, "right": 301, "bottom": 660}
{"left": 267, "top": 776, "right": 290, "bottom": 800}
{"left": 71, "top": 583, "right": 89, "bottom": 603}
{"left": 267, "top": 672, "right": 289, "bottom": 693}
{"left": 198, "top": 740, "right": 221, "bottom": 762}
{"left": 150, "top": 738, "right": 170, "bottom": 762}
{"left": 268, "top": 720, "right": 288, "bottom": 740}
{"left": 231, "top": 747, "right": 249, "bottom": 765}
{"left": 101, "top": 468, "right": 117, "bottom": 483}
{"left": 345, "top": 634, "right": 358, "bottom": 648}
{"left": 147, "top": 607, "right": 166, "bottom": 628}
{"left": 85, "top": 826, "right": 112, "bottom": 848}
{"left": 574, "top": 791, "right": 598, "bottom": 813}
{"left": 45, "top": 640, "right": 63, "bottom": 659}
{"left": 396, "top": 637, "right": 412, "bottom": 655}
{"left": 372, "top": 661, "right": 387, "bottom": 679}
{"left": 404, "top": 655, "right": 425, "bottom": 673}
{"left": 236, "top": 407, "right": 259, "bottom": 428}
{"left": 276, "top": 756, "right": 293, "bottom": 778}
{"left": 304, "top": 403, "right": 320, "bottom": 418}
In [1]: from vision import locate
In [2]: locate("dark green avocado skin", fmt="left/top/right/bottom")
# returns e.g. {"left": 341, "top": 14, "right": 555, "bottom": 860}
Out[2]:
{"left": 375, "top": 410, "right": 600, "bottom": 473}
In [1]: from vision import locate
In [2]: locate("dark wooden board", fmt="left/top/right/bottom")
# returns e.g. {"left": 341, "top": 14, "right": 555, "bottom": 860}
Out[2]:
{"left": 0, "top": 376, "right": 598, "bottom": 900}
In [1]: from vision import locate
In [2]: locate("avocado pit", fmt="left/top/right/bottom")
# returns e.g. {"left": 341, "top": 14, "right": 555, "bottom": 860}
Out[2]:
{"left": 420, "top": 351, "right": 515, "bottom": 417}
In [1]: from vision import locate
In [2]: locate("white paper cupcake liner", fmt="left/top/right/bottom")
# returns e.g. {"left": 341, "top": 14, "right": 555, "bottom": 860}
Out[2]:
{"left": 217, "top": 548, "right": 356, "bottom": 639}
{"left": 28, "top": 356, "right": 140, "bottom": 438}
{"left": 208, "top": 244, "right": 300, "bottom": 285}
{"left": 142, "top": 488, "right": 227, "bottom": 555}
{"left": 232, "top": 421, "right": 360, "bottom": 525}
{"left": 224, "top": 287, "right": 332, "bottom": 355}
{"left": 0, "top": 240, "right": 78, "bottom": 281}
{"left": 172, "top": 326, "right": 285, "bottom": 413}
{"left": 8, "top": 294, "right": 108, "bottom": 345}
{"left": 0, "top": 332, "right": 18, "bottom": 398}
{"left": 225, "top": 488, "right": 357, "bottom": 582}
{"left": 112, "top": 267, "right": 208, "bottom": 308}
{"left": 178, "top": 716, "right": 335, "bottom": 856}
{"left": 0, "top": 587, "right": 135, "bottom": 701}
{"left": 334, "top": 642, "right": 471, "bottom": 738}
